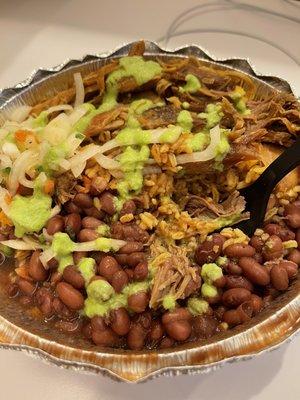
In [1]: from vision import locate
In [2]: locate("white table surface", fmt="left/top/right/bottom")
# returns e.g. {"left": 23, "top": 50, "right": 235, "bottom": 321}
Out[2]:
{"left": 0, "top": 0, "right": 299, "bottom": 398}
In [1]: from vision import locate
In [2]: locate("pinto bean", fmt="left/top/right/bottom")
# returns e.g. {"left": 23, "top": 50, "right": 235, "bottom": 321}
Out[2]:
{"left": 128, "top": 291, "right": 149, "bottom": 313}
{"left": 223, "top": 261, "right": 243, "bottom": 275}
{"left": 162, "top": 308, "right": 192, "bottom": 325}
{"left": 119, "top": 241, "right": 143, "bottom": 254}
{"left": 115, "top": 252, "right": 146, "bottom": 267}
{"left": 124, "top": 268, "right": 134, "bottom": 281}
{"left": 65, "top": 213, "right": 82, "bottom": 237}
{"left": 92, "top": 329, "right": 118, "bottom": 346}
{"left": 120, "top": 200, "right": 136, "bottom": 216}
{"left": 46, "top": 215, "right": 64, "bottom": 235}
{"left": 149, "top": 320, "right": 164, "bottom": 341}
{"left": 253, "top": 252, "right": 263, "bottom": 264}
{"left": 225, "top": 275, "right": 254, "bottom": 292}
{"left": 224, "top": 244, "right": 255, "bottom": 258}
{"left": 77, "top": 228, "right": 98, "bottom": 242}
{"left": 159, "top": 337, "right": 175, "bottom": 349}
{"left": 223, "top": 301, "right": 253, "bottom": 326}
{"left": 7, "top": 283, "right": 18, "bottom": 298}
{"left": 90, "top": 176, "right": 107, "bottom": 195}
{"left": 82, "top": 216, "right": 103, "bottom": 229}
{"left": 284, "top": 202, "right": 300, "bottom": 229}
{"left": 111, "top": 221, "right": 149, "bottom": 243}
{"left": 279, "top": 260, "right": 298, "bottom": 279}
{"left": 249, "top": 235, "right": 265, "bottom": 252}
{"left": 195, "top": 234, "right": 225, "bottom": 265}
{"left": 110, "top": 308, "right": 130, "bottom": 336}
{"left": 239, "top": 257, "right": 270, "bottom": 286}
{"left": 164, "top": 320, "right": 192, "bottom": 341}
{"left": 193, "top": 315, "right": 218, "bottom": 338}
{"left": 73, "top": 193, "right": 93, "bottom": 209}
{"left": 56, "top": 282, "right": 84, "bottom": 310}
{"left": 262, "top": 235, "right": 283, "bottom": 261}
{"left": 17, "top": 278, "right": 36, "bottom": 296}
{"left": 296, "top": 229, "right": 300, "bottom": 247}
{"left": 98, "top": 256, "right": 120, "bottom": 281}
{"left": 222, "top": 288, "right": 252, "bottom": 307}
{"left": 250, "top": 294, "right": 263, "bottom": 315}
{"left": 127, "top": 312, "right": 151, "bottom": 350}
{"left": 63, "top": 265, "right": 85, "bottom": 289}
{"left": 111, "top": 270, "right": 129, "bottom": 293}
{"left": 28, "top": 250, "right": 48, "bottom": 281}
{"left": 127, "top": 323, "right": 147, "bottom": 350}
{"left": 134, "top": 262, "right": 149, "bottom": 281}
{"left": 270, "top": 265, "right": 289, "bottom": 291}
{"left": 64, "top": 201, "right": 82, "bottom": 214}
{"left": 35, "top": 288, "right": 53, "bottom": 317}
{"left": 287, "top": 249, "right": 300, "bottom": 266}
{"left": 50, "top": 271, "right": 62, "bottom": 286}
{"left": 47, "top": 257, "right": 59, "bottom": 270}
{"left": 99, "top": 192, "right": 115, "bottom": 215}
{"left": 83, "top": 206, "right": 104, "bottom": 219}
{"left": 73, "top": 251, "right": 87, "bottom": 265}
{"left": 264, "top": 223, "right": 295, "bottom": 241}
{"left": 91, "top": 316, "right": 107, "bottom": 331}
{"left": 82, "top": 322, "right": 92, "bottom": 339}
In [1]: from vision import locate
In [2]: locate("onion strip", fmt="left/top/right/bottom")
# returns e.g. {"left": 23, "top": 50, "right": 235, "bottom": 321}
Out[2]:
{"left": 74, "top": 72, "right": 85, "bottom": 108}
{"left": 0, "top": 239, "right": 43, "bottom": 250}
{"left": 176, "top": 125, "right": 221, "bottom": 164}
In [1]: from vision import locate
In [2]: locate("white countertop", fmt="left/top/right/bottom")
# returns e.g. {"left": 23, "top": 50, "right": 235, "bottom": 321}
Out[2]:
{"left": 0, "top": 0, "right": 299, "bottom": 398}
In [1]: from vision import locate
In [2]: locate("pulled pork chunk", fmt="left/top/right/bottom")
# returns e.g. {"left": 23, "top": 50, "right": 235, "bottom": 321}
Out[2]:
{"left": 138, "top": 105, "right": 178, "bottom": 129}
{"left": 55, "top": 171, "right": 77, "bottom": 205}
{"left": 149, "top": 243, "right": 201, "bottom": 309}
{"left": 84, "top": 106, "right": 127, "bottom": 137}
{"left": 186, "top": 190, "right": 249, "bottom": 221}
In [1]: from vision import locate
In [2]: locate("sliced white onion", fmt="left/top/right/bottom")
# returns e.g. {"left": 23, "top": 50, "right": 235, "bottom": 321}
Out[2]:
{"left": 50, "top": 205, "right": 61, "bottom": 218}
{"left": 8, "top": 150, "right": 39, "bottom": 195}
{"left": 68, "top": 144, "right": 101, "bottom": 169}
{"left": 176, "top": 125, "right": 221, "bottom": 164}
{"left": 0, "top": 239, "right": 43, "bottom": 250}
{"left": 143, "top": 165, "right": 162, "bottom": 175}
{"left": 39, "top": 248, "right": 56, "bottom": 268}
{"left": 0, "top": 187, "right": 11, "bottom": 216}
{"left": 44, "top": 104, "right": 73, "bottom": 115}
{"left": 2, "top": 142, "right": 20, "bottom": 159}
{"left": 0, "top": 154, "right": 12, "bottom": 169}
{"left": 0, "top": 128, "right": 9, "bottom": 141}
{"left": 19, "top": 175, "right": 35, "bottom": 188}
{"left": 74, "top": 238, "right": 126, "bottom": 252}
{"left": 94, "top": 154, "right": 120, "bottom": 170}
{"left": 59, "top": 159, "right": 71, "bottom": 170}
{"left": 74, "top": 72, "right": 85, "bottom": 108}
{"left": 69, "top": 104, "right": 89, "bottom": 125}
{"left": 71, "top": 161, "right": 86, "bottom": 178}
{"left": 9, "top": 105, "right": 32, "bottom": 123}
{"left": 42, "top": 228, "right": 53, "bottom": 242}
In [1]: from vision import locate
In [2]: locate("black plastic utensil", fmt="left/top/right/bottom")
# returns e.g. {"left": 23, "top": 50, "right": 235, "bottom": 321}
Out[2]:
{"left": 234, "top": 135, "right": 300, "bottom": 236}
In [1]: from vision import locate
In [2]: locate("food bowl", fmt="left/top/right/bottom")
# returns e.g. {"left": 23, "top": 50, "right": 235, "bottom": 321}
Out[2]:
{"left": 0, "top": 41, "right": 299, "bottom": 383}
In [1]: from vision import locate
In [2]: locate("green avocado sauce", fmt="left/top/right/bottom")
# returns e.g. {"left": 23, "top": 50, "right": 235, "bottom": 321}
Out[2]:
{"left": 9, "top": 187, "right": 52, "bottom": 238}
{"left": 51, "top": 233, "right": 121, "bottom": 273}
{"left": 229, "top": 86, "right": 251, "bottom": 115}
{"left": 84, "top": 278, "right": 151, "bottom": 318}
{"left": 179, "top": 74, "right": 201, "bottom": 94}
{"left": 199, "top": 103, "right": 223, "bottom": 129}
{"left": 177, "top": 110, "right": 193, "bottom": 132}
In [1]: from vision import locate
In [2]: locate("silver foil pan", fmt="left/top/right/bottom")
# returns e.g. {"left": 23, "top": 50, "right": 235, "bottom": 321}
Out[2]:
{"left": 0, "top": 41, "right": 299, "bottom": 383}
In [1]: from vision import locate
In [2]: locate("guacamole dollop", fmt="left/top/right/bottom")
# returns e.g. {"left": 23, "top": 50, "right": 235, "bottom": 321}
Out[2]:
{"left": 180, "top": 74, "right": 201, "bottom": 93}
{"left": 9, "top": 190, "right": 52, "bottom": 238}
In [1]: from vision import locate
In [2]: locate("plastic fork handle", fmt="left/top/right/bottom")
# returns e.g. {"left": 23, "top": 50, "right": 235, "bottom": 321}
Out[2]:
{"left": 253, "top": 135, "right": 300, "bottom": 190}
